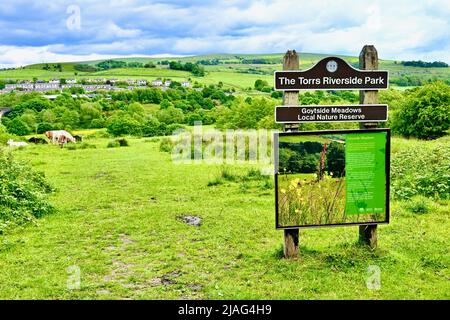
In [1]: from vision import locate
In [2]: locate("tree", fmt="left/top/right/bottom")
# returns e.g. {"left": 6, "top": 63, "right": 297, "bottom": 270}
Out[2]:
{"left": 7, "top": 118, "right": 31, "bottom": 136}
{"left": 392, "top": 81, "right": 450, "bottom": 139}
{"left": 79, "top": 103, "right": 103, "bottom": 128}
{"left": 126, "top": 102, "right": 145, "bottom": 116}
{"left": 326, "top": 142, "right": 345, "bottom": 177}
{"left": 61, "top": 110, "right": 80, "bottom": 129}
{"left": 37, "top": 122, "right": 53, "bottom": 134}
{"left": 106, "top": 114, "right": 142, "bottom": 136}
{"left": 156, "top": 106, "right": 184, "bottom": 125}
{"left": 254, "top": 79, "right": 269, "bottom": 91}
{"left": 142, "top": 116, "right": 162, "bottom": 137}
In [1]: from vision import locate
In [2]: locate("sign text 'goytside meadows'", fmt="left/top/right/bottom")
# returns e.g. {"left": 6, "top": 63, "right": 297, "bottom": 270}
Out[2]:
{"left": 275, "top": 104, "right": 388, "bottom": 123}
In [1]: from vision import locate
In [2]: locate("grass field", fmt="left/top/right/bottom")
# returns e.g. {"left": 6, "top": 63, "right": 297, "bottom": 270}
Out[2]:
{"left": 0, "top": 134, "right": 448, "bottom": 299}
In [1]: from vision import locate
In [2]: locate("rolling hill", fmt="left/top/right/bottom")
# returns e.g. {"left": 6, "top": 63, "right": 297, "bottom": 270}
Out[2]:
{"left": 1, "top": 52, "right": 448, "bottom": 90}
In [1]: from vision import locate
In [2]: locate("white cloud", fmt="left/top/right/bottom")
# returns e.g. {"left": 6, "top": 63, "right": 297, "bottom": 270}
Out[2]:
{"left": 0, "top": 45, "right": 183, "bottom": 68}
{"left": 0, "top": 0, "right": 449, "bottom": 66}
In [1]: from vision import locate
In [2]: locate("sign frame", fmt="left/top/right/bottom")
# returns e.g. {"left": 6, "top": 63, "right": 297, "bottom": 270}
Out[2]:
{"left": 274, "top": 128, "right": 391, "bottom": 230}
{"left": 274, "top": 56, "right": 390, "bottom": 91}
{"left": 274, "top": 104, "right": 388, "bottom": 123}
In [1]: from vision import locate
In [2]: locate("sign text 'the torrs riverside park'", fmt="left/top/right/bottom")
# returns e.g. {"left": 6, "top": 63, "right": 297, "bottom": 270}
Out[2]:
{"left": 274, "top": 57, "right": 389, "bottom": 91}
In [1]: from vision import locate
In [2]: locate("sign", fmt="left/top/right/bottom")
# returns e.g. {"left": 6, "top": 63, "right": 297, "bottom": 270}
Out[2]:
{"left": 274, "top": 129, "right": 390, "bottom": 229}
{"left": 274, "top": 57, "right": 389, "bottom": 91}
{"left": 275, "top": 104, "right": 388, "bottom": 123}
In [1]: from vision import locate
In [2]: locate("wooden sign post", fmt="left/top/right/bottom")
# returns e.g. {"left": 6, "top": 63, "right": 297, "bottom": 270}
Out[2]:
{"left": 358, "top": 45, "right": 380, "bottom": 249}
{"left": 282, "top": 50, "right": 299, "bottom": 258}
{"left": 276, "top": 46, "right": 388, "bottom": 256}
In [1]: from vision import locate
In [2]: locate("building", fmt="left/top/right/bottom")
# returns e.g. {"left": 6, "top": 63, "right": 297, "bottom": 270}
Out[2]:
{"left": 137, "top": 79, "right": 147, "bottom": 86}
{"left": 181, "top": 81, "right": 190, "bottom": 88}
{"left": 49, "top": 79, "right": 60, "bottom": 84}
{"left": 4, "top": 83, "right": 34, "bottom": 91}
{"left": 34, "top": 83, "right": 60, "bottom": 92}
{"left": 82, "top": 84, "right": 112, "bottom": 92}
{"left": 164, "top": 80, "right": 171, "bottom": 87}
{"left": 152, "top": 80, "right": 163, "bottom": 87}
{"left": 66, "top": 79, "right": 77, "bottom": 84}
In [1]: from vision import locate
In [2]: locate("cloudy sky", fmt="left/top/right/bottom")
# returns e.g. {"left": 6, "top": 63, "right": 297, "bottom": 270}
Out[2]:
{"left": 0, "top": 0, "right": 449, "bottom": 67}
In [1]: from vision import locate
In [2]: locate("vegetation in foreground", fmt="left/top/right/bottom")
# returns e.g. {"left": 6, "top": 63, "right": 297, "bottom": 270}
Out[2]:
{"left": 0, "top": 133, "right": 447, "bottom": 299}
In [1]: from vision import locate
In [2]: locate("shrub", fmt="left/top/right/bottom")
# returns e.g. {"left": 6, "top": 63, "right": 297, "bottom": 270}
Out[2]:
{"left": 106, "top": 115, "right": 142, "bottom": 137}
{"left": 392, "top": 82, "right": 450, "bottom": 139}
{"left": 0, "top": 124, "right": 16, "bottom": 145}
{"left": 142, "top": 116, "right": 162, "bottom": 137}
{"left": 107, "top": 138, "right": 129, "bottom": 148}
{"left": 107, "top": 141, "right": 120, "bottom": 148}
{"left": 7, "top": 117, "right": 31, "bottom": 136}
{"left": 0, "top": 150, "right": 55, "bottom": 233}
{"left": 391, "top": 138, "right": 449, "bottom": 199}
{"left": 159, "top": 137, "right": 173, "bottom": 153}
{"left": 116, "top": 138, "right": 129, "bottom": 147}
{"left": 406, "top": 196, "right": 432, "bottom": 214}
{"left": 37, "top": 122, "right": 53, "bottom": 134}
{"left": 207, "top": 177, "right": 223, "bottom": 186}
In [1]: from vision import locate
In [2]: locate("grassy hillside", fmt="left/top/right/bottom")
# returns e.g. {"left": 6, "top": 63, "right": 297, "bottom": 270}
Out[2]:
{"left": 0, "top": 133, "right": 448, "bottom": 299}
{"left": 2, "top": 53, "right": 448, "bottom": 90}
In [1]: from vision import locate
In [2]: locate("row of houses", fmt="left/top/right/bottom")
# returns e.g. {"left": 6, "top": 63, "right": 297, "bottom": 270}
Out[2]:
{"left": 1, "top": 79, "right": 191, "bottom": 94}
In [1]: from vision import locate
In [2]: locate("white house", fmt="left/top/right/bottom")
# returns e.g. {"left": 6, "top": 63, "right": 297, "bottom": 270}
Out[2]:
{"left": 181, "top": 81, "right": 190, "bottom": 88}
{"left": 49, "top": 79, "right": 60, "bottom": 84}
{"left": 137, "top": 79, "right": 147, "bottom": 86}
{"left": 66, "top": 79, "right": 77, "bottom": 84}
{"left": 164, "top": 80, "right": 171, "bottom": 87}
{"left": 34, "top": 83, "right": 60, "bottom": 91}
{"left": 152, "top": 80, "right": 163, "bottom": 87}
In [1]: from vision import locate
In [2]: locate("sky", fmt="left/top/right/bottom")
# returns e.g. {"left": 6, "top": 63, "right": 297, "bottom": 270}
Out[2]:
{"left": 0, "top": 0, "right": 449, "bottom": 67}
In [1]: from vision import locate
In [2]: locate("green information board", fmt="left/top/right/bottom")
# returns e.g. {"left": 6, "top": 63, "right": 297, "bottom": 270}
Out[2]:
{"left": 345, "top": 132, "right": 387, "bottom": 216}
{"left": 275, "top": 129, "right": 390, "bottom": 229}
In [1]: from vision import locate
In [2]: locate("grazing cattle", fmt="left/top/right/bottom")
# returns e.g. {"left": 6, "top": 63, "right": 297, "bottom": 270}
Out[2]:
{"left": 28, "top": 137, "right": 48, "bottom": 144}
{"left": 7, "top": 139, "right": 28, "bottom": 147}
{"left": 45, "top": 130, "right": 76, "bottom": 144}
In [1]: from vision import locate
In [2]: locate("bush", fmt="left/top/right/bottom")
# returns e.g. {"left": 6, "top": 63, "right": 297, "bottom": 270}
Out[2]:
{"left": 142, "top": 116, "right": 161, "bottom": 137}
{"left": 159, "top": 137, "right": 173, "bottom": 153}
{"left": 116, "top": 138, "right": 129, "bottom": 147}
{"left": 37, "top": 122, "right": 53, "bottom": 134}
{"left": 406, "top": 196, "right": 432, "bottom": 214}
{"left": 107, "top": 138, "right": 129, "bottom": 148}
{"left": 391, "top": 138, "right": 449, "bottom": 199}
{"left": 106, "top": 115, "right": 142, "bottom": 137}
{"left": 392, "top": 82, "right": 450, "bottom": 139}
{"left": 7, "top": 117, "right": 31, "bottom": 136}
{"left": 107, "top": 141, "right": 120, "bottom": 148}
{"left": 0, "top": 150, "right": 54, "bottom": 232}
{"left": 0, "top": 124, "right": 16, "bottom": 145}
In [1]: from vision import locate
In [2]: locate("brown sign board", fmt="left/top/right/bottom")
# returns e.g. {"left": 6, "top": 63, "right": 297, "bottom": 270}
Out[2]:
{"left": 274, "top": 57, "right": 389, "bottom": 91}
{"left": 275, "top": 104, "right": 388, "bottom": 123}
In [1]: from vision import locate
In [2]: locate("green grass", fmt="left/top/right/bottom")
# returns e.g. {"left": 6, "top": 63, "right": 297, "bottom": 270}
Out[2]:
{"left": 0, "top": 135, "right": 448, "bottom": 299}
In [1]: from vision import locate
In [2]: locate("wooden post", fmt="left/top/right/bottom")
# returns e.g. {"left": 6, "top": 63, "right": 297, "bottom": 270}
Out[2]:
{"left": 282, "top": 50, "right": 300, "bottom": 258}
{"left": 358, "top": 45, "right": 379, "bottom": 248}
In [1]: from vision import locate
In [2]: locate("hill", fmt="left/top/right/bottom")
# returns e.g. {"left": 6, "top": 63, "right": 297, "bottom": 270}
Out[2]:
{"left": 1, "top": 52, "right": 449, "bottom": 90}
